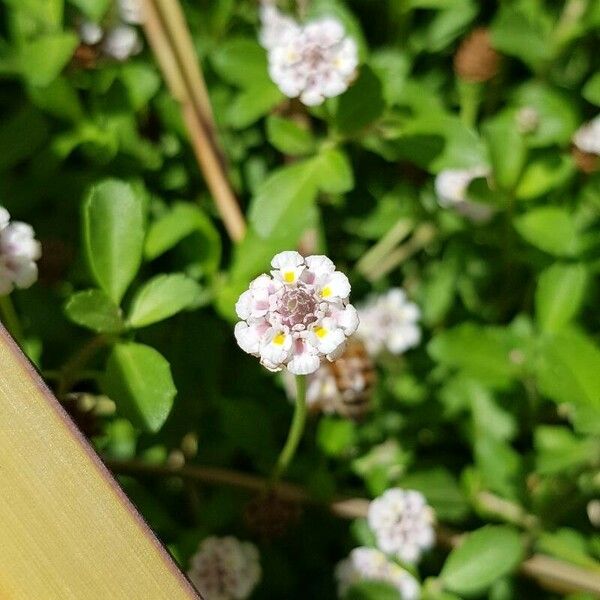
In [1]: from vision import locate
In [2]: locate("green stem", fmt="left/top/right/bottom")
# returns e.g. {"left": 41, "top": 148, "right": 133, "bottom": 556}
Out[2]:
{"left": 458, "top": 80, "right": 482, "bottom": 128}
{"left": 271, "top": 375, "right": 307, "bottom": 484}
{"left": 0, "top": 294, "right": 24, "bottom": 346}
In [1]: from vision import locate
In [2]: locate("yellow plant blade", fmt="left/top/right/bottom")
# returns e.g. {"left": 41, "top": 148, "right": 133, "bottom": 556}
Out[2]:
{"left": 0, "top": 326, "right": 199, "bottom": 599}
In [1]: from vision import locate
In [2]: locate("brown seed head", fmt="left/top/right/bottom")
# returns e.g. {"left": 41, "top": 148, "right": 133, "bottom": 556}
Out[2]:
{"left": 454, "top": 28, "right": 500, "bottom": 83}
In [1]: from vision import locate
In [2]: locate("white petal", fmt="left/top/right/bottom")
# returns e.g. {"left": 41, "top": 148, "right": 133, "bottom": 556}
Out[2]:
{"left": 305, "top": 255, "right": 335, "bottom": 277}
{"left": 235, "top": 289, "right": 253, "bottom": 320}
{"left": 311, "top": 318, "right": 346, "bottom": 354}
{"left": 12, "top": 261, "right": 37, "bottom": 289}
{"left": 0, "top": 207, "right": 9, "bottom": 231}
{"left": 260, "top": 329, "right": 293, "bottom": 367}
{"left": 333, "top": 304, "right": 359, "bottom": 335}
{"left": 319, "top": 271, "right": 351, "bottom": 301}
{"left": 234, "top": 321, "right": 266, "bottom": 356}
{"left": 287, "top": 342, "right": 321, "bottom": 375}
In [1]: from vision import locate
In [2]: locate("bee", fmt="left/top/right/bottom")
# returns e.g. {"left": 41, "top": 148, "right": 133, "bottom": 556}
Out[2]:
{"left": 327, "top": 337, "right": 376, "bottom": 421}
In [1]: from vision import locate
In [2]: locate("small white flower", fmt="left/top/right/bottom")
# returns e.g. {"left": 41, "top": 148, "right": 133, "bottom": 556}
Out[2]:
{"left": 434, "top": 167, "right": 494, "bottom": 223}
{"left": 259, "top": 6, "right": 359, "bottom": 106}
{"left": 335, "top": 547, "right": 420, "bottom": 600}
{"left": 515, "top": 106, "right": 539, "bottom": 134}
{"left": 356, "top": 289, "right": 421, "bottom": 357}
{"left": 79, "top": 20, "right": 104, "bottom": 45}
{"left": 368, "top": 488, "right": 435, "bottom": 565}
{"left": 187, "top": 536, "right": 261, "bottom": 600}
{"left": 102, "top": 24, "right": 142, "bottom": 61}
{"left": 234, "top": 251, "right": 358, "bottom": 375}
{"left": 118, "top": 0, "right": 143, "bottom": 25}
{"left": 573, "top": 115, "right": 600, "bottom": 156}
{"left": 0, "top": 208, "right": 41, "bottom": 296}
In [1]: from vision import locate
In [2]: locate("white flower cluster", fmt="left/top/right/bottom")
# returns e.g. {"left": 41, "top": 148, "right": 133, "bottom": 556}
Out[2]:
{"left": 434, "top": 167, "right": 494, "bottom": 222}
{"left": 357, "top": 288, "right": 421, "bottom": 357}
{"left": 78, "top": 0, "right": 143, "bottom": 61}
{"left": 187, "top": 536, "right": 261, "bottom": 600}
{"left": 368, "top": 488, "right": 435, "bottom": 564}
{"left": 259, "top": 4, "right": 359, "bottom": 106}
{"left": 0, "top": 207, "right": 41, "bottom": 296}
{"left": 235, "top": 251, "right": 358, "bottom": 375}
{"left": 573, "top": 115, "right": 600, "bottom": 156}
{"left": 335, "top": 547, "right": 420, "bottom": 600}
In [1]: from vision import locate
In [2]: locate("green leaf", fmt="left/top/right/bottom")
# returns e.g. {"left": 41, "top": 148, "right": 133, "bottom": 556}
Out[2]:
{"left": 421, "top": 0, "right": 478, "bottom": 51}
{"left": 103, "top": 342, "right": 176, "bottom": 432}
{"left": 145, "top": 203, "right": 221, "bottom": 273}
{"left": 483, "top": 112, "right": 527, "bottom": 191}
{"left": 335, "top": 66, "right": 385, "bottom": 135}
{"left": 536, "top": 529, "right": 600, "bottom": 570}
{"left": 440, "top": 526, "right": 524, "bottom": 596}
{"left": 535, "top": 263, "right": 588, "bottom": 333}
{"left": 345, "top": 580, "right": 401, "bottom": 600}
{"left": 210, "top": 37, "right": 270, "bottom": 88}
{"left": 127, "top": 274, "right": 202, "bottom": 328}
{"left": 119, "top": 63, "right": 161, "bottom": 111}
{"left": 314, "top": 147, "right": 354, "bottom": 193}
{"left": 428, "top": 323, "right": 520, "bottom": 388}
{"left": 266, "top": 115, "right": 316, "bottom": 156}
{"left": 248, "top": 159, "right": 320, "bottom": 239}
{"left": 514, "top": 207, "right": 580, "bottom": 256}
{"left": 515, "top": 153, "right": 575, "bottom": 200}
{"left": 536, "top": 329, "right": 600, "bottom": 434}
{"left": 83, "top": 179, "right": 146, "bottom": 304}
{"left": 511, "top": 83, "right": 579, "bottom": 148}
{"left": 317, "top": 417, "right": 356, "bottom": 457}
{"left": 227, "top": 83, "right": 283, "bottom": 129}
{"left": 65, "top": 289, "right": 124, "bottom": 334}
{"left": 534, "top": 426, "right": 599, "bottom": 475}
{"left": 68, "top": 0, "right": 111, "bottom": 21}
{"left": 27, "top": 77, "right": 83, "bottom": 122}
{"left": 583, "top": 73, "right": 600, "bottom": 107}
{"left": 491, "top": 6, "right": 552, "bottom": 71}
{"left": 0, "top": 106, "right": 49, "bottom": 171}
{"left": 400, "top": 468, "right": 469, "bottom": 523}
{"left": 19, "top": 32, "right": 79, "bottom": 87}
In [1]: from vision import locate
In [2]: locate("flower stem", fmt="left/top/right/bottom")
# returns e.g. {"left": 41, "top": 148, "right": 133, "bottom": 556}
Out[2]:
{"left": 0, "top": 294, "right": 24, "bottom": 346}
{"left": 458, "top": 80, "right": 482, "bottom": 128}
{"left": 271, "top": 375, "right": 307, "bottom": 484}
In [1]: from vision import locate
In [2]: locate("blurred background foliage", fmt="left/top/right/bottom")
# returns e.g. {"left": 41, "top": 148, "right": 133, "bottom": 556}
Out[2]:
{"left": 0, "top": 0, "right": 599, "bottom": 598}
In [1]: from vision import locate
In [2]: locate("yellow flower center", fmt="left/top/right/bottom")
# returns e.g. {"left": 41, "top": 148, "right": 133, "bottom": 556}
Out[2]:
{"left": 273, "top": 332, "right": 286, "bottom": 345}
{"left": 315, "top": 326, "right": 327, "bottom": 338}
{"left": 283, "top": 271, "right": 295, "bottom": 283}
{"left": 321, "top": 286, "right": 332, "bottom": 298}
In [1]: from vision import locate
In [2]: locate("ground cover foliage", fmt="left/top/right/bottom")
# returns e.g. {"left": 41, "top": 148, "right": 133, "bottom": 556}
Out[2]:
{"left": 0, "top": 0, "right": 599, "bottom": 598}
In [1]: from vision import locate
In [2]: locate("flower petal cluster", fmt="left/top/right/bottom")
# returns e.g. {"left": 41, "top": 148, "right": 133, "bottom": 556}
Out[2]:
{"left": 0, "top": 207, "right": 41, "bottom": 296}
{"left": 573, "top": 115, "right": 600, "bottom": 156}
{"left": 187, "top": 536, "right": 261, "bottom": 600}
{"left": 259, "top": 4, "right": 359, "bottom": 106}
{"left": 368, "top": 488, "right": 435, "bottom": 564}
{"left": 357, "top": 288, "right": 421, "bottom": 357}
{"left": 235, "top": 251, "right": 358, "bottom": 375}
{"left": 77, "top": 0, "right": 143, "bottom": 61}
{"left": 434, "top": 166, "right": 494, "bottom": 222}
{"left": 335, "top": 547, "right": 420, "bottom": 600}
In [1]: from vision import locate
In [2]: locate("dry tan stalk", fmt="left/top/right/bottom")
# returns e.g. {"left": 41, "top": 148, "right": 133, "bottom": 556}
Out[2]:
{"left": 142, "top": 0, "right": 246, "bottom": 242}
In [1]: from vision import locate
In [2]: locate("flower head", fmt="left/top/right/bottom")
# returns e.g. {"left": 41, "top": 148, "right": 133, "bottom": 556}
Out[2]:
{"left": 434, "top": 167, "right": 494, "bottom": 222}
{"left": 335, "top": 547, "right": 420, "bottom": 600}
{"left": 368, "top": 488, "right": 435, "bottom": 564}
{"left": 0, "top": 208, "right": 41, "bottom": 296}
{"left": 187, "top": 536, "right": 261, "bottom": 600}
{"left": 101, "top": 24, "right": 142, "bottom": 61}
{"left": 235, "top": 251, "right": 358, "bottom": 375}
{"left": 118, "top": 0, "right": 143, "bottom": 25}
{"left": 573, "top": 115, "right": 600, "bottom": 156}
{"left": 356, "top": 289, "right": 421, "bottom": 357}
{"left": 259, "top": 6, "right": 359, "bottom": 106}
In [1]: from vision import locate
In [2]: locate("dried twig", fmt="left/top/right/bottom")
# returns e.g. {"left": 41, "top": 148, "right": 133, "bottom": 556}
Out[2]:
{"left": 141, "top": 0, "right": 246, "bottom": 242}
{"left": 107, "top": 459, "right": 600, "bottom": 597}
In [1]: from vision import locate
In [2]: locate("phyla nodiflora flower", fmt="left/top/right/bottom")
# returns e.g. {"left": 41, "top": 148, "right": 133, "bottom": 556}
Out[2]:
{"left": 259, "top": 4, "right": 359, "bottom": 106}
{"left": 0, "top": 206, "right": 41, "bottom": 296}
{"left": 235, "top": 251, "right": 359, "bottom": 375}
{"left": 368, "top": 488, "right": 436, "bottom": 564}
{"left": 187, "top": 536, "right": 261, "bottom": 600}
{"left": 335, "top": 547, "right": 420, "bottom": 600}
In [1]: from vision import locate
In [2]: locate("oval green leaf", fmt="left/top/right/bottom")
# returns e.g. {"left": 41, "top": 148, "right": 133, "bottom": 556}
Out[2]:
{"left": 65, "top": 289, "right": 124, "bottom": 333}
